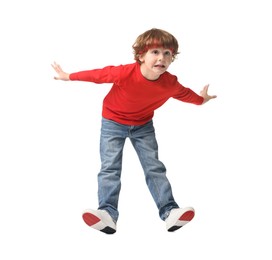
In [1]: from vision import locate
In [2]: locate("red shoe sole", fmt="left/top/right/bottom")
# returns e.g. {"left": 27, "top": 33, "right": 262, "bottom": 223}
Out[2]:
{"left": 82, "top": 212, "right": 100, "bottom": 226}
{"left": 179, "top": 210, "right": 195, "bottom": 221}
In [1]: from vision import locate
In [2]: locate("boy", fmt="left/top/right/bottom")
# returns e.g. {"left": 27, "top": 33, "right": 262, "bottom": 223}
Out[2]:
{"left": 52, "top": 28, "right": 216, "bottom": 234}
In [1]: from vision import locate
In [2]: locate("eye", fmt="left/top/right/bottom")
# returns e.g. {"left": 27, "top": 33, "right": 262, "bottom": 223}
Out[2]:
{"left": 152, "top": 49, "right": 159, "bottom": 55}
{"left": 164, "top": 50, "right": 172, "bottom": 56}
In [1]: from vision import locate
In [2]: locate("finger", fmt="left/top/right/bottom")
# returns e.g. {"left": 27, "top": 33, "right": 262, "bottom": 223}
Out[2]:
{"left": 52, "top": 61, "right": 62, "bottom": 72}
{"left": 204, "top": 84, "right": 209, "bottom": 91}
{"left": 51, "top": 62, "right": 59, "bottom": 71}
{"left": 200, "top": 86, "right": 207, "bottom": 95}
{"left": 51, "top": 63, "right": 57, "bottom": 71}
{"left": 51, "top": 61, "right": 58, "bottom": 68}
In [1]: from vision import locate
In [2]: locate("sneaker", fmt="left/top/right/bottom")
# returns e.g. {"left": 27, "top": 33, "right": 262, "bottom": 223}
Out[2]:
{"left": 165, "top": 207, "right": 195, "bottom": 232}
{"left": 82, "top": 209, "right": 116, "bottom": 234}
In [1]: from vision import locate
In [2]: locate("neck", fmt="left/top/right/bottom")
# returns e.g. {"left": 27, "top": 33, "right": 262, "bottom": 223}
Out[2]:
{"left": 140, "top": 64, "right": 160, "bottom": 81}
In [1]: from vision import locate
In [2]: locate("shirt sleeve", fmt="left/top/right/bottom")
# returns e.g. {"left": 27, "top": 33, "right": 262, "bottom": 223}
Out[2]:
{"left": 69, "top": 65, "right": 122, "bottom": 84}
{"left": 172, "top": 83, "right": 204, "bottom": 105}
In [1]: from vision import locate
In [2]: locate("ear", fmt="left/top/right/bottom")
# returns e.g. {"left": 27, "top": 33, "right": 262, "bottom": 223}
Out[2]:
{"left": 139, "top": 54, "right": 145, "bottom": 63}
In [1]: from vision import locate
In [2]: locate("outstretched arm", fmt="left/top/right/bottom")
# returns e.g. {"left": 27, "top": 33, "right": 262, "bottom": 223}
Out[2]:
{"left": 51, "top": 61, "right": 70, "bottom": 81}
{"left": 200, "top": 84, "right": 217, "bottom": 104}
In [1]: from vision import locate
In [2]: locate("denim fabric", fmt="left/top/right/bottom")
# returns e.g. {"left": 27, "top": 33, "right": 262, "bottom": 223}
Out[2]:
{"left": 97, "top": 117, "right": 179, "bottom": 221}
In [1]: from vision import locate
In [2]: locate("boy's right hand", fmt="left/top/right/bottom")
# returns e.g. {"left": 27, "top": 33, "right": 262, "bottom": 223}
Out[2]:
{"left": 51, "top": 61, "right": 70, "bottom": 81}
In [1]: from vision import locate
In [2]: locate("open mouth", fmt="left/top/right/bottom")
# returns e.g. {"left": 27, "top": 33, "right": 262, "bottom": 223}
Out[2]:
{"left": 154, "top": 64, "right": 165, "bottom": 68}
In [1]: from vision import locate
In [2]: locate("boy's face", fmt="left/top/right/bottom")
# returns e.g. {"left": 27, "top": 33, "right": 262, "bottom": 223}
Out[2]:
{"left": 139, "top": 47, "right": 173, "bottom": 80}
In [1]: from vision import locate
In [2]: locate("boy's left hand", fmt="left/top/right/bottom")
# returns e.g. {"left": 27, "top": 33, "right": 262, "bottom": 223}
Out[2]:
{"left": 200, "top": 84, "right": 217, "bottom": 104}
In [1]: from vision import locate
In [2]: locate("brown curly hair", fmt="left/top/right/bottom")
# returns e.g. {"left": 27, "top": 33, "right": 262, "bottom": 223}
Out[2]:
{"left": 132, "top": 28, "right": 179, "bottom": 63}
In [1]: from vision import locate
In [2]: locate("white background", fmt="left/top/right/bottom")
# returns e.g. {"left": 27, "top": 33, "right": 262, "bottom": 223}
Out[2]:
{"left": 1, "top": 0, "right": 271, "bottom": 259}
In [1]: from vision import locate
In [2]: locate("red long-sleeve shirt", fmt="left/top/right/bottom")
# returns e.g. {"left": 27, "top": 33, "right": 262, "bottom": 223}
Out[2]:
{"left": 69, "top": 62, "right": 204, "bottom": 125}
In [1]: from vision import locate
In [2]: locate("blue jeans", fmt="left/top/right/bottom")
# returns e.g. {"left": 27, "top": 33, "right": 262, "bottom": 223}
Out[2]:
{"left": 97, "top": 117, "right": 179, "bottom": 222}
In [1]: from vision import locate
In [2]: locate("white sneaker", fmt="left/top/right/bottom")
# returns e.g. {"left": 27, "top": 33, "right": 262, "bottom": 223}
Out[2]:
{"left": 165, "top": 207, "right": 195, "bottom": 232}
{"left": 82, "top": 209, "right": 116, "bottom": 234}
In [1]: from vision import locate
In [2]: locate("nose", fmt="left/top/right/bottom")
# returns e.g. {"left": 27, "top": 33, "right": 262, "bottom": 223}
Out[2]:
{"left": 158, "top": 53, "right": 164, "bottom": 61}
